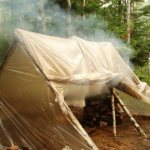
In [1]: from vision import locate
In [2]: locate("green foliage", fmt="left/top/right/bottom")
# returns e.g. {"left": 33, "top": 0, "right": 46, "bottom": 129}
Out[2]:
{"left": 130, "top": 3, "right": 150, "bottom": 66}
{"left": 134, "top": 64, "right": 150, "bottom": 85}
{"left": 141, "top": 4, "right": 150, "bottom": 16}
{"left": 0, "top": 37, "right": 10, "bottom": 64}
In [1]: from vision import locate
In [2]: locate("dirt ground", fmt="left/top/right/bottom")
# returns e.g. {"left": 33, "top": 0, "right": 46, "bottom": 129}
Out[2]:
{"left": 70, "top": 106, "right": 150, "bottom": 150}
{"left": 86, "top": 116, "right": 150, "bottom": 150}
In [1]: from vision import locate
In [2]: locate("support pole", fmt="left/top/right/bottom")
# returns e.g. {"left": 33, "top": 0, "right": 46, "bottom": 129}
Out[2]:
{"left": 111, "top": 89, "right": 116, "bottom": 137}
{"left": 113, "top": 91, "right": 147, "bottom": 138}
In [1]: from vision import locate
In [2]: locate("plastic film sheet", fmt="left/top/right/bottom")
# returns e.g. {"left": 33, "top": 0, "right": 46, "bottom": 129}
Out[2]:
{"left": 0, "top": 29, "right": 150, "bottom": 149}
{"left": 0, "top": 44, "right": 98, "bottom": 149}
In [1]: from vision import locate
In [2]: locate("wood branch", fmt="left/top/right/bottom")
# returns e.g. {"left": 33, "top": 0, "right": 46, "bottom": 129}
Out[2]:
{"left": 113, "top": 91, "right": 147, "bottom": 138}
{"left": 111, "top": 89, "right": 117, "bottom": 136}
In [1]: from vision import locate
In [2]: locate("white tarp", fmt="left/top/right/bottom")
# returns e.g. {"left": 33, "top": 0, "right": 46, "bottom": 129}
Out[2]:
{"left": 0, "top": 28, "right": 150, "bottom": 149}
{"left": 16, "top": 29, "right": 150, "bottom": 103}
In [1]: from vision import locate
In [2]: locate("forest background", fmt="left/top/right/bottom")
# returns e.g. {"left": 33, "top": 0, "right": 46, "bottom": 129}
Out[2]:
{"left": 0, "top": 0, "right": 150, "bottom": 84}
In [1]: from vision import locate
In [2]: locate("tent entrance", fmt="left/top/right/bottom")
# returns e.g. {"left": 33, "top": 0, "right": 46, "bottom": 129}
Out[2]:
{"left": 0, "top": 43, "right": 98, "bottom": 150}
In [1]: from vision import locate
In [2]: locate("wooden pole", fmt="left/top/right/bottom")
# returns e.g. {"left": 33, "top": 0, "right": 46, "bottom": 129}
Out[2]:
{"left": 111, "top": 89, "right": 117, "bottom": 137}
{"left": 113, "top": 91, "right": 147, "bottom": 138}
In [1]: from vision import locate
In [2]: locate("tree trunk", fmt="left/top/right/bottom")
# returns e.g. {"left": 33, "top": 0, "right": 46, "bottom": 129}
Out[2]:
{"left": 123, "top": 0, "right": 127, "bottom": 23}
{"left": 83, "top": 0, "right": 86, "bottom": 19}
{"left": 39, "top": 0, "right": 46, "bottom": 33}
{"left": 149, "top": 53, "right": 150, "bottom": 74}
{"left": 33, "top": 0, "right": 38, "bottom": 32}
{"left": 118, "top": 0, "right": 122, "bottom": 23}
{"left": 66, "top": 0, "right": 72, "bottom": 36}
{"left": 127, "top": 0, "right": 131, "bottom": 43}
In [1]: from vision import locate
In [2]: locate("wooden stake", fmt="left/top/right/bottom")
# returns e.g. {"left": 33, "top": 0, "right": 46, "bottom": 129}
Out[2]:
{"left": 113, "top": 91, "right": 147, "bottom": 138}
{"left": 111, "top": 89, "right": 117, "bottom": 137}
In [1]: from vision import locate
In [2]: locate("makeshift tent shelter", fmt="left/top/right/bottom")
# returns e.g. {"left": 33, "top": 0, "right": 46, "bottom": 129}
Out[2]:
{"left": 0, "top": 29, "right": 150, "bottom": 150}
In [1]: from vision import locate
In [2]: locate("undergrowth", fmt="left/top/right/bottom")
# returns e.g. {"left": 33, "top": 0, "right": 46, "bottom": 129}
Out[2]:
{"left": 0, "top": 36, "right": 12, "bottom": 65}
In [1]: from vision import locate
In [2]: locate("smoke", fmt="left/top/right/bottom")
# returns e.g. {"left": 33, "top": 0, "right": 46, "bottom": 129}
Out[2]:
{"left": 0, "top": 0, "right": 136, "bottom": 107}
{"left": 0, "top": 0, "right": 131, "bottom": 56}
{"left": 64, "top": 84, "right": 111, "bottom": 107}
